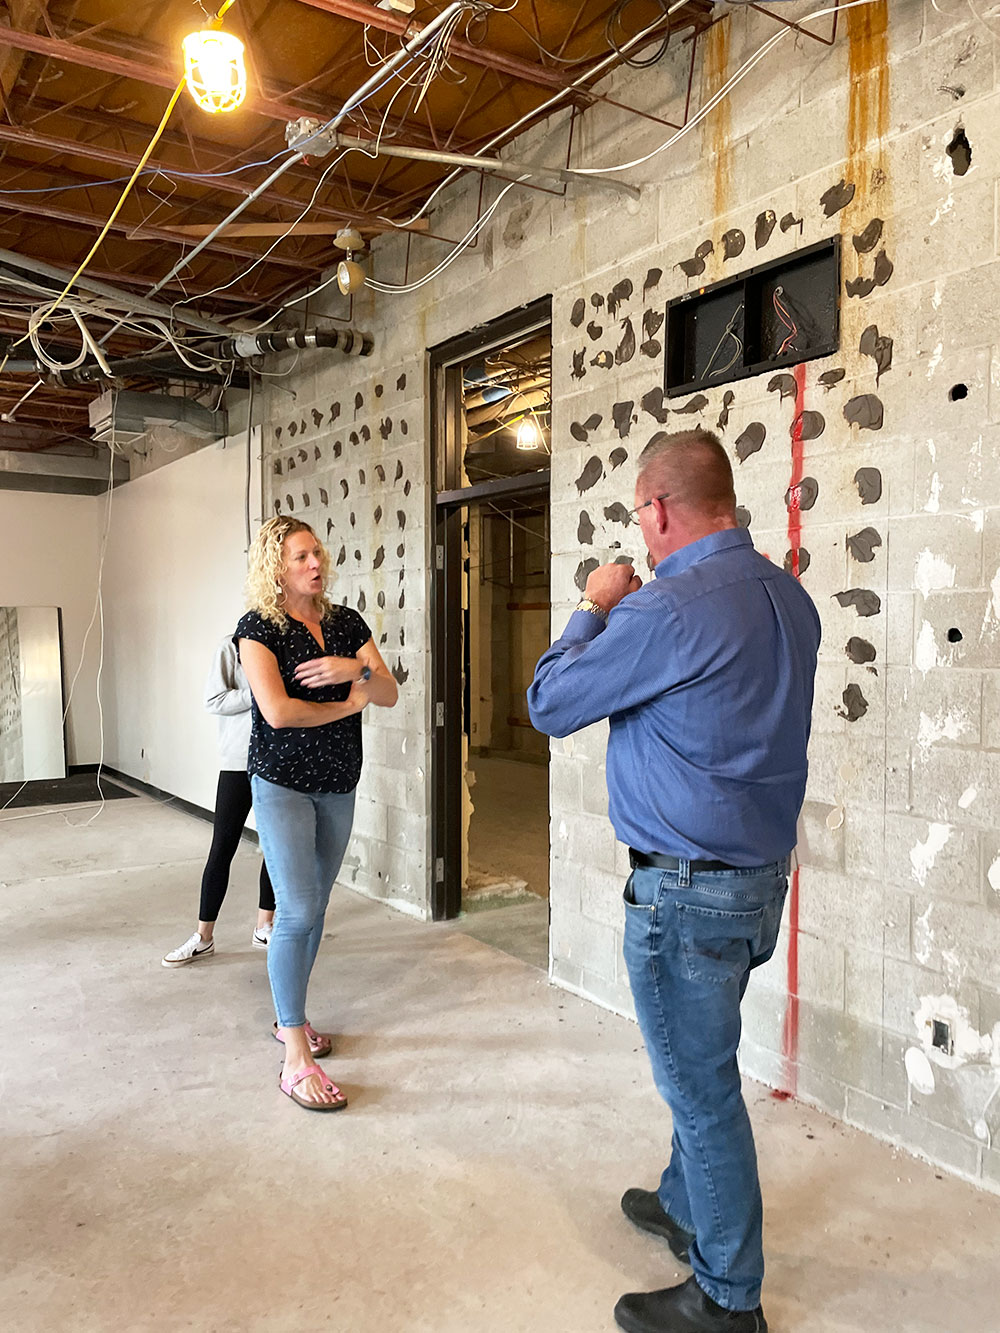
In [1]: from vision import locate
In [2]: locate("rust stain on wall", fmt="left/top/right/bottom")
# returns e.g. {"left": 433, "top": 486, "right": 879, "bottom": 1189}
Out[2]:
{"left": 846, "top": 1, "right": 890, "bottom": 215}
{"left": 843, "top": 0, "right": 890, "bottom": 352}
{"left": 704, "top": 18, "right": 732, "bottom": 249}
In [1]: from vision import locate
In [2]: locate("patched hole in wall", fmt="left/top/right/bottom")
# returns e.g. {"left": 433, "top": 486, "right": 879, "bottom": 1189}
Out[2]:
{"left": 946, "top": 126, "right": 972, "bottom": 176}
{"left": 947, "top": 627, "right": 963, "bottom": 643}
{"left": 948, "top": 383, "right": 968, "bottom": 402}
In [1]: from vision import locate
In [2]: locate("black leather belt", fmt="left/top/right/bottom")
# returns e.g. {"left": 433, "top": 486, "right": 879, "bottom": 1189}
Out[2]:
{"left": 629, "top": 848, "right": 739, "bottom": 873}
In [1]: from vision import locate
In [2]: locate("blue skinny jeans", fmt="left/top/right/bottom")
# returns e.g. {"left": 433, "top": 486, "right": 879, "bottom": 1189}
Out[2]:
{"left": 250, "top": 775, "right": 355, "bottom": 1030}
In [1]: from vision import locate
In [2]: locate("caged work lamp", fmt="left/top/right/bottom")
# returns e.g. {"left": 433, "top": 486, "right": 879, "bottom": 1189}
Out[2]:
{"left": 183, "top": 29, "right": 247, "bottom": 114}
{"left": 515, "top": 417, "right": 541, "bottom": 451}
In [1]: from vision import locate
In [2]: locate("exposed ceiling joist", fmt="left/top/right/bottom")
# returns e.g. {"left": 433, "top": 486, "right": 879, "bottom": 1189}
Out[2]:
{"left": 0, "top": 191, "right": 318, "bottom": 271}
{"left": 0, "top": 25, "right": 317, "bottom": 123}
{"left": 292, "top": 0, "right": 590, "bottom": 92}
{"left": 0, "top": 21, "right": 451, "bottom": 150}
{"left": 0, "top": 0, "right": 716, "bottom": 460}
{"left": 167, "top": 218, "right": 428, "bottom": 238}
{"left": 0, "top": 122, "right": 402, "bottom": 220}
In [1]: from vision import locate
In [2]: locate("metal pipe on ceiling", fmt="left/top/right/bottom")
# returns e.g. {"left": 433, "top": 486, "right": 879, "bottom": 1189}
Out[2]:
{"left": 402, "top": 0, "right": 697, "bottom": 216}
{"left": 49, "top": 355, "right": 249, "bottom": 389}
{"left": 144, "top": 1, "right": 467, "bottom": 301}
{"left": 331, "top": 133, "right": 640, "bottom": 199}
{"left": 0, "top": 247, "right": 232, "bottom": 336}
{"left": 0, "top": 124, "right": 399, "bottom": 223}
{"left": 3, "top": 328, "right": 371, "bottom": 384}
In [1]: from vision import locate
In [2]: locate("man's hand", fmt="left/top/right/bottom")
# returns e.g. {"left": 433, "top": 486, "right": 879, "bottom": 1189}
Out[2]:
{"left": 294, "top": 655, "right": 361, "bottom": 689}
{"left": 585, "top": 562, "right": 642, "bottom": 613}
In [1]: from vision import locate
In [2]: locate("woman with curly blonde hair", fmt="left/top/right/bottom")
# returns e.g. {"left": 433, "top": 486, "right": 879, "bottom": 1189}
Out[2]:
{"left": 236, "top": 516, "right": 398, "bottom": 1110}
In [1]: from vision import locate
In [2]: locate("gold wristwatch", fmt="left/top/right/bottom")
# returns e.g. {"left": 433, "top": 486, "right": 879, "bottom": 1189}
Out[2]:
{"left": 576, "top": 598, "right": 609, "bottom": 623}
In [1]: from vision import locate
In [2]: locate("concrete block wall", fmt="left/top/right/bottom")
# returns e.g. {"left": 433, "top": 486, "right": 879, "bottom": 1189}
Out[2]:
{"left": 262, "top": 353, "right": 431, "bottom": 915}
{"left": 259, "top": 0, "right": 1000, "bottom": 1189}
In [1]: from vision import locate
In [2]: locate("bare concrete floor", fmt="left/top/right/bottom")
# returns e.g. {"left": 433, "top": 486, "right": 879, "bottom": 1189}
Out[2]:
{"left": 468, "top": 754, "right": 549, "bottom": 897}
{"left": 3, "top": 793, "right": 999, "bottom": 1333}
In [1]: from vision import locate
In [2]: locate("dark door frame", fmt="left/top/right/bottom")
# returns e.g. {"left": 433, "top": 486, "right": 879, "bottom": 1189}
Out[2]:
{"left": 428, "top": 296, "right": 552, "bottom": 921}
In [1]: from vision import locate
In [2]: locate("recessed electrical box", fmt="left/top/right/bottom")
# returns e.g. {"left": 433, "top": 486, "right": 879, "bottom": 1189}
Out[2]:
{"left": 931, "top": 1018, "right": 953, "bottom": 1056}
{"left": 664, "top": 237, "right": 841, "bottom": 397}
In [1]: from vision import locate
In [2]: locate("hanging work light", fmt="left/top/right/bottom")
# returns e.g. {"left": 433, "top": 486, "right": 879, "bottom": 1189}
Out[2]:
{"left": 516, "top": 417, "right": 540, "bottom": 451}
{"left": 183, "top": 29, "right": 247, "bottom": 114}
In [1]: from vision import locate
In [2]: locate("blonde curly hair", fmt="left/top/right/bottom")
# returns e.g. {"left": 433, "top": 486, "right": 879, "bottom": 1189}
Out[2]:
{"left": 246, "top": 516, "right": 333, "bottom": 626}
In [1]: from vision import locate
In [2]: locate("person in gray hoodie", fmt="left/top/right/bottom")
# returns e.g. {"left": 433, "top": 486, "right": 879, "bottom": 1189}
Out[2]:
{"left": 161, "top": 636, "right": 275, "bottom": 967}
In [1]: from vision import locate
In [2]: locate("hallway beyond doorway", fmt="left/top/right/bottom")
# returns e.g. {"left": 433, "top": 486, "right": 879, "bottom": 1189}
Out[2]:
{"left": 468, "top": 754, "right": 549, "bottom": 898}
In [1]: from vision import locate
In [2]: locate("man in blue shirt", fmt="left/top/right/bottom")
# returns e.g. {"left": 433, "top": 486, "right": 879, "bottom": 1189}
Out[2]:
{"left": 529, "top": 428, "right": 820, "bottom": 1333}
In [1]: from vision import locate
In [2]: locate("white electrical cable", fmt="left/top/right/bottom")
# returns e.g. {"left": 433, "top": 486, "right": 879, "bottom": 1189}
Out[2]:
{"left": 184, "top": 12, "right": 470, "bottom": 322}
{"left": 571, "top": 0, "right": 877, "bottom": 175}
{"left": 3, "top": 270, "right": 235, "bottom": 376}
{"left": 28, "top": 310, "right": 87, "bottom": 370}
{"left": 379, "top": 0, "right": 693, "bottom": 230}
{"left": 60, "top": 440, "right": 114, "bottom": 827}
{"left": 366, "top": 175, "right": 528, "bottom": 295}
{"left": 170, "top": 149, "right": 350, "bottom": 308}
{"left": 966, "top": 0, "right": 1000, "bottom": 39}
{"left": 28, "top": 303, "right": 113, "bottom": 375}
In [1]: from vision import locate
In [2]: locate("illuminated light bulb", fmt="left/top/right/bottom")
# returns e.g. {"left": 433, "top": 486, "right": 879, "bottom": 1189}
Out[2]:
{"left": 516, "top": 417, "right": 540, "bottom": 451}
{"left": 183, "top": 30, "right": 247, "bottom": 114}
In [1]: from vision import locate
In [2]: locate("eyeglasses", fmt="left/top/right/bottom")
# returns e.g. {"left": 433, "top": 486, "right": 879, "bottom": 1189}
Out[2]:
{"left": 625, "top": 492, "right": 671, "bottom": 525}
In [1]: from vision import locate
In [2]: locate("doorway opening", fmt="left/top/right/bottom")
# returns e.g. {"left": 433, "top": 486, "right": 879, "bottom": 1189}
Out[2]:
{"left": 430, "top": 299, "right": 552, "bottom": 970}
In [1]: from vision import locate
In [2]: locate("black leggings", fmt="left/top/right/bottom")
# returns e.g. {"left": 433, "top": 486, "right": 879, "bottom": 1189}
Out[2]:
{"left": 198, "top": 770, "right": 275, "bottom": 922}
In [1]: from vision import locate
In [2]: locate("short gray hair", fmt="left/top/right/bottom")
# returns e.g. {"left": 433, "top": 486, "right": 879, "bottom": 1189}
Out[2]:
{"left": 637, "top": 428, "right": 736, "bottom": 517}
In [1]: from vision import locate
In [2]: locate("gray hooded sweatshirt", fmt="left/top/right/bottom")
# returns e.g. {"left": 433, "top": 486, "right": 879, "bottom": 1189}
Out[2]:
{"left": 204, "top": 637, "right": 253, "bottom": 771}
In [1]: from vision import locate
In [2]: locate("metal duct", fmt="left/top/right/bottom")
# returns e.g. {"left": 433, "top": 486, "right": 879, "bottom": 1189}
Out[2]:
{"left": 88, "top": 389, "right": 228, "bottom": 444}
{"left": 50, "top": 354, "right": 248, "bottom": 389}
{"left": 218, "top": 327, "right": 374, "bottom": 358}
{"left": 0, "top": 248, "right": 232, "bottom": 336}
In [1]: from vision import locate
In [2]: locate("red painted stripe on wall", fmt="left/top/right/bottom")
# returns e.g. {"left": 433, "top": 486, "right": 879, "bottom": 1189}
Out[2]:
{"left": 775, "top": 359, "right": 808, "bottom": 1098}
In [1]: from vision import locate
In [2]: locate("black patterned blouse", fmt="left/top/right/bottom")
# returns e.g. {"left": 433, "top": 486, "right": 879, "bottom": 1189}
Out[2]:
{"left": 234, "top": 606, "right": 371, "bottom": 794}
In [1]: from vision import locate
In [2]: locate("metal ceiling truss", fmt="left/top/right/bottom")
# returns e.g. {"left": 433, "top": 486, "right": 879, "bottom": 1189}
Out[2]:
{"left": 0, "top": 0, "right": 716, "bottom": 455}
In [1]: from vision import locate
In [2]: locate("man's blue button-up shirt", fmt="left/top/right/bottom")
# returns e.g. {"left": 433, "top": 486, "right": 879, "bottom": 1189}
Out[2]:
{"left": 528, "top": 529, "right": 821, "bottom": 866}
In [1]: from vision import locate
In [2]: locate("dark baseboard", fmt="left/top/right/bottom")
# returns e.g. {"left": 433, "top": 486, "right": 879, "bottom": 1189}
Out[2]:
{"left": 70, "top": 764, "right": 260, "bottom": 846}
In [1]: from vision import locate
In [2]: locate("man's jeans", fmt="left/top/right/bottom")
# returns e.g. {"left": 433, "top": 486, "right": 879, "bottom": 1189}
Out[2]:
{"left": 251, "top": 775, "right": 356, "bottom": 1030}
{"left": 622, "top": 860, "right": 788, "bottom": 1312}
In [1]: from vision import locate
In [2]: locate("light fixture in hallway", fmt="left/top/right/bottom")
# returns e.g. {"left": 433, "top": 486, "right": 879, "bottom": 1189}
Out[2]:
{"left": 516, "top": 417, "right": 540, "bottom": 450}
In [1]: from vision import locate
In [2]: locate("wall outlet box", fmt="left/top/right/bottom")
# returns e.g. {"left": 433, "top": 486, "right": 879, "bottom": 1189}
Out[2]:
{"left": 931, "top": 1018, "right": 953, "bottom": 1056}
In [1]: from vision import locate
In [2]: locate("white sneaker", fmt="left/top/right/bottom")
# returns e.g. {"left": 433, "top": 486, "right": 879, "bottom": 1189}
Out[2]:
{"left": 162, "top": 932, "right": 215, "bottom": 967}
{"left": 252, "top": 923, "right": 272, "bottom": 949}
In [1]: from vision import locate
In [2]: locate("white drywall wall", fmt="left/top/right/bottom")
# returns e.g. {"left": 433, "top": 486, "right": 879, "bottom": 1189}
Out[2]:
{"left": 101, "top": 430, "right": 260, "bottom": 812}
{"left": 0, "top": 489, "right": 102, "bottom": 766}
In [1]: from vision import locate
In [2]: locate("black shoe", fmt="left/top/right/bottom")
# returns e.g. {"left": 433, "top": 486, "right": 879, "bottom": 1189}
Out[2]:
{"left": 621, "top": 1188, "right": 695, "bottom": 1264}
{"left": 614, "top": 1277, "right": 767, "bottom": 1333}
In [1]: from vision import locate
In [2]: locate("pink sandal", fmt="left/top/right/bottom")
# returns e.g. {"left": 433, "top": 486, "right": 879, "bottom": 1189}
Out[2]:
{"left": 279, "top": 1063, "right": 348, "bottom": 1112}
{"left": 272, "top": 1021, "right": 332, "bottom": 1058}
